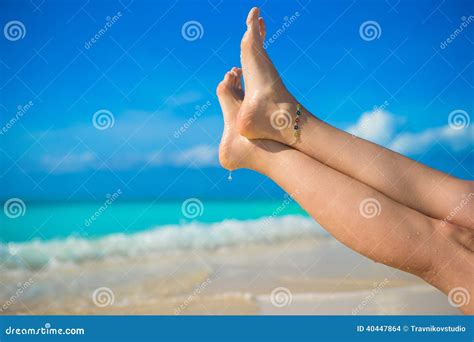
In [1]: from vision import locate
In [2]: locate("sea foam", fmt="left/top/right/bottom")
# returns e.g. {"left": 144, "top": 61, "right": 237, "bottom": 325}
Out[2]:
{"left": 0, "top": 215, "right": 327, "bottom": 270}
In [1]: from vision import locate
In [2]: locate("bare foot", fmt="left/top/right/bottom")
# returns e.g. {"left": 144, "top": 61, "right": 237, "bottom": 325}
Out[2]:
{"left": 238, "top": 7, "right": 301, "bottom": 143}
{"left": 217, "top": 67, "right": 256, "bottom": 171}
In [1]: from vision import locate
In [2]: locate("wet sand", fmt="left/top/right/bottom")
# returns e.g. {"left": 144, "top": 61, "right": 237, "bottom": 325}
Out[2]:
{"left": 0, "top": 238, "right": 460, "bottom": 315}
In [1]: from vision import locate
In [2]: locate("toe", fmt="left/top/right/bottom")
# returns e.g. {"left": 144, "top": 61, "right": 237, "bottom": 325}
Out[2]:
{"left": 258, "top": 17, "right": 266, "bottom": 41}
{"left": 232, "top": 67, "right": 242, "bottom": 78}
{"left": 230, "top": 67, "right": 238, "bottom": 78}
{"left": 230, "top": 67, "right": 244, "bottom": 99}
{"left": 240, "top": 10, "right": 281, "bottom": 91}
{"left": 242, "top": 7, "right": 262, "bottom": 50}
{"left": 224, "top": 71, "right": 233, "bottom": 83}
{"left": 230, "top": 67, "right": 240, "bottom": 87}
{"left": 216, "top": 74, "right": 231, "bottom": 97}
{"left": 217, "top": 71, "right": 243, "bottom": 113}
{"left": 234, "top": 68, "right": 243, "bottom": 90}
{"left": 226, "top": 67, "right": 243, "bottom": 94}
{"left": 246, "top": 7, "right": 260, "bottom": 31}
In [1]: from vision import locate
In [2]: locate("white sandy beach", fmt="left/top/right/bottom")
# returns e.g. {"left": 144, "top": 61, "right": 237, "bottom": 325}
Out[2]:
{"left": 0, "top": 236, "right": 460, "bottom": 315}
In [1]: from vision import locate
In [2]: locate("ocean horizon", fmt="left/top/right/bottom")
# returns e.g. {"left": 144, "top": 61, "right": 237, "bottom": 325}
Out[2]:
{"left": 1, "top": 200, "right": 326, "bottom": 272}
{"left": 1, "top": 0, "right": 470, "bottom": 318}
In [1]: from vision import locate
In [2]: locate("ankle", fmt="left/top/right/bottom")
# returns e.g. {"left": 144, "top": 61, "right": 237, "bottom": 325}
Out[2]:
{"left": 244, "top": 139, "right": 287, "bottom": 174}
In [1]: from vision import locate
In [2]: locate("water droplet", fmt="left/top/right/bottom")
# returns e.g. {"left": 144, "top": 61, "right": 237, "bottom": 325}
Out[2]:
{"left": 228, "top": 171, "right": 232, "bottom": 181}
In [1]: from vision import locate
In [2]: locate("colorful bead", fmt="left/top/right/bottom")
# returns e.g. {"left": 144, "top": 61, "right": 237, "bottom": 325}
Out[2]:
{"left": 294, "top": 104, "right": 302, "bottom": 139}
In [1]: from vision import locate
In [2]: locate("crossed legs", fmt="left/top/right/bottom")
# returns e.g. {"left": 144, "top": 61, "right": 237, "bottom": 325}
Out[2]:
{"left": 216, "top": 7, "right": 474, "bottom": 314}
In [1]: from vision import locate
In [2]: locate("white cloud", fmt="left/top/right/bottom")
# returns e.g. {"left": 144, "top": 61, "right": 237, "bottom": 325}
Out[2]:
{"left": 169, "top": 144, "right": 218, "bottom": 167}
{"left": 41, "top": 152, "right": 97, "bottom": 174}
{"left": 36, "top": 106, "right": 472, "bottom": 174}
{"left": 346, "top": 109, "right": 473, "bottom": 155}
{"left": 31, "top": 98, "right": 222, "bottom": 173}
{"left": 168, "top": 91, "right": 203, "bottom": 107}
{"left": 389, "top": 125, "right": 474, "bottom": 154}
{"left": 346, "top": 110, "right": 402, "bottom": 145}
{"left": 40, "top": 144, "right": 218, "bottom": 174}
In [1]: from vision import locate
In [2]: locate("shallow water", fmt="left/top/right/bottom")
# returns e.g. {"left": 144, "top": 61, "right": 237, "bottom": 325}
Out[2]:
{"left": 0, "top": 201, "right": 458, "bottom": 315}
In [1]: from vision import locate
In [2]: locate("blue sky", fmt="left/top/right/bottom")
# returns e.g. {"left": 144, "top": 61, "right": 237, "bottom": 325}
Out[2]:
{"left": 0, "top": 0, "right": 473, "bottom": 201}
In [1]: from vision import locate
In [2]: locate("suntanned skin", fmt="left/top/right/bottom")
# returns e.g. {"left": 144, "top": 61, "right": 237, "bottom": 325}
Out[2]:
{"left": 216, "top": 7, "right": 474, "bottom": 314}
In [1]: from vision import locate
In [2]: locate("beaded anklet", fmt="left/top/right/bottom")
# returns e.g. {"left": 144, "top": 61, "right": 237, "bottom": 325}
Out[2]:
{"left": 294, "top": 104, "right": 301, "bottom": 138}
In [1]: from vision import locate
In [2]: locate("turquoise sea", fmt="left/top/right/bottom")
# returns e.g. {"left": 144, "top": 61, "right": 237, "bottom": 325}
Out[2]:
{"left": 1, "top": 200, "right": 324, "bottom": 271}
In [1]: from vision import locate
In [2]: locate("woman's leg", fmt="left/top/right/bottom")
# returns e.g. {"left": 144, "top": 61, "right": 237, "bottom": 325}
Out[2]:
{"left": 237, "top": 8, "right": 474, "bottom": 229}
{"left": 217, "top": 66, "right": 474, "bottom": 314}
